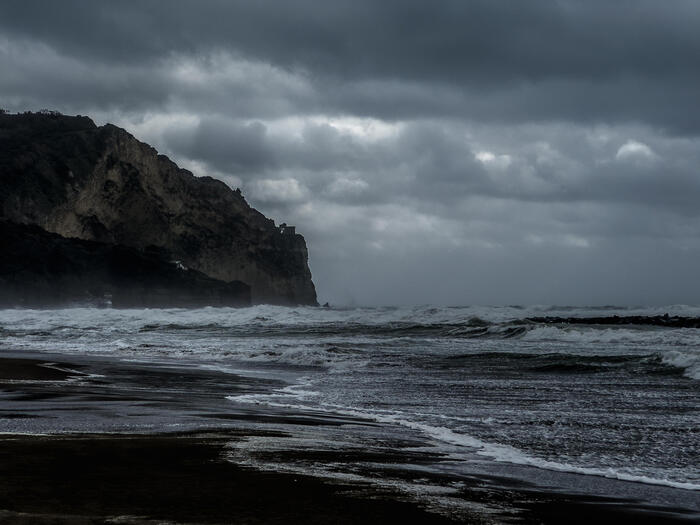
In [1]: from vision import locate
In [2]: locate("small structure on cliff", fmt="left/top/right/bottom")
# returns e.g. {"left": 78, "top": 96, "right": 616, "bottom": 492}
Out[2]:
{"left": 278, "top": 223, "right": 296, "bottom": 236}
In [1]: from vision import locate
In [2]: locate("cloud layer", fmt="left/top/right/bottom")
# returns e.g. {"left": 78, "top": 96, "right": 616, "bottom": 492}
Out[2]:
{"left": 2, "top": 1, "right": 700, "bottom": 305}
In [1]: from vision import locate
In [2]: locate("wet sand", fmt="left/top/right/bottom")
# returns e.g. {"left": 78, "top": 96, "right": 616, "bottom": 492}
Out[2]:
{"left": 0, "top": 432, "right": 468, "bottom": 524}
{"left": 0, "top": 354, "right": 697, "bottom": 524}
{"left": 0, "top": 358, "right": 77, "bottom": 381}
{"left": 0, "top": 432, "right": 697, "bottom": 524}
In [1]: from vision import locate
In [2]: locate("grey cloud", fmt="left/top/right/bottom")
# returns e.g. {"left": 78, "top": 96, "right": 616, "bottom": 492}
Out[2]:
{"left": 300, "top": 199, "right": 700, "bottom": 306}
{"left": 148, "top": 114, "right": 700, "bottom": 218}
{"left": 3, "top": 1, "right": 700, "bottom": 305}
{"left": 164, "top": 118, "right": 271, "bottom": 172}
{"left": 156, "top": 118, "right": 493, "bottom": 210}
{"left": 0, "top": 45, "right": 314, "bottom": 120}
{"left": 1, "top": 1, "right": 699, "bottom": 132}
{"left": 4, "top": 1, "right": 699, "bottom": 81}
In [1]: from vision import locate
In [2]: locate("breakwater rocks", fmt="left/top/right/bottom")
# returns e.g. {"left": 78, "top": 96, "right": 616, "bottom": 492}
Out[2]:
{"left": 527, "top": 315, "right": 700, "bottom": 328}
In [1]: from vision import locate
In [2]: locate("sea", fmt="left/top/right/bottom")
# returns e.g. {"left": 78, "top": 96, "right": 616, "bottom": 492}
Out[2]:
{"left": 0, "top": 304, "right": 698, "bottom": 519}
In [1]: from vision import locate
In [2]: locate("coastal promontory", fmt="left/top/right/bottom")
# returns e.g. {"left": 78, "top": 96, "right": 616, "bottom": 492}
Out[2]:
{"left": 0, "top": 111, "right": 317, "bottom": 306}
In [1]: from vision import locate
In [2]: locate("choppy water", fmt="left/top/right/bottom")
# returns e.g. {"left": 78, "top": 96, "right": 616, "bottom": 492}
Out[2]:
{"left": 0, "top": 304, "right": 698, "bottom": 496}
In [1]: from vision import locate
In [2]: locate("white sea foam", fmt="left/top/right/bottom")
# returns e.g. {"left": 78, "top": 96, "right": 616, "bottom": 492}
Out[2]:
{"left": 226, "top": 394, "right": 700, "bottom": 492}
{"left": 339, "top": 412, "right": 700, "bottom": 490}
{"left": 662, "top": 350, "right": 700, "bottom": 380}
{"left": 223, "top": 433, "right": 486, "bottom": 522}
{"left": 4, "top": 305, "right": 700, "bottom": 356}
{"left": 522, "top": 324, "right": 694, "bottom": 346}
{"left": 226, "top": 376, "right": 320, "bottom": 406}
{"left": 4, "top": 305, "right": 699, "bottom": 494}
{"left": 1, "top": 303, "right": 693, "bottom": 336}
{"left": 240, "top": 345, "right": 370, "bottom": 369}
{"left": 278, "top": 377, "right": 321, "bottom": 399}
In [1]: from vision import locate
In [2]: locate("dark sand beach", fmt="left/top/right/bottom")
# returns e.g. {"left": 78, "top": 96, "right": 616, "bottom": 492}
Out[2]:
{"left": 0, "top": 358, "right": 78, "bottom": 381}
{"left": 0, "top": 432, "right": 694, "bottom": 525}
{"left": 0, "top": 353, "right": 697, "bottom": 524}
{"left": 0, "top": 432, "right": 466, "bottom": 525}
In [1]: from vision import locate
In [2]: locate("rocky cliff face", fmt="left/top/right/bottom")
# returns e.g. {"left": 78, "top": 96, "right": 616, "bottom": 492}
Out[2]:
{"left": 0, "top": 112, "right": 317, "bottom": 305}
{"left": 0, "top": 220, "right": 251, "bottom": 308}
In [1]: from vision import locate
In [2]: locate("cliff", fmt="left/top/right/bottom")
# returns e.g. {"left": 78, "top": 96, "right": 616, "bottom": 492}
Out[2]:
{"left": 0, "top": 111, "right": 317, "bottom": 305}
{"left": 0, "top": 220, "right": 251, "bottom": 308}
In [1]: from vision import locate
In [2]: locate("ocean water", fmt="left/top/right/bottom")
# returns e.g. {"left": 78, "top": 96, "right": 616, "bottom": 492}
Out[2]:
{"left": 1, "top": 304, "right": 698, "bottom": 511}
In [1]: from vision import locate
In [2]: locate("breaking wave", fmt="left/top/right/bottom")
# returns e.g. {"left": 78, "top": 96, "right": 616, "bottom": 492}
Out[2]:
{"left": 662, "top": 350, "right": 700, "bottom": 380}
{"left": 227, "top": 394, "right": 700, "bottom": 491}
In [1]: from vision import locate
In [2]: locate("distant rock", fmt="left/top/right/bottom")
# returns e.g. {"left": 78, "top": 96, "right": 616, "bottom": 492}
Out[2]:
{"left": 0, "top": 111, "right": 317, "bottom": 305}
{"left": 0, "top": 220, "right": 250, "bottom": 308}
{"left": 527, "top": 315, "right": 700, "bottom": 328}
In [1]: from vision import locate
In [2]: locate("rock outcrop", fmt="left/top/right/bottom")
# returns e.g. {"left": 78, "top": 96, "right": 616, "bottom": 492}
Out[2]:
{"left": 0, "top": 111, "right": 317, "bottom": 305}
{"left": 527, "top": 315, "right": 700, "bottom": 329}
{"left": 0, "top": 220, "right": 251, "bottom": 308}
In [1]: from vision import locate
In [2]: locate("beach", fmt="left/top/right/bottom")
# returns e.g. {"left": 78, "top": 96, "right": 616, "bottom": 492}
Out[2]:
{"left": 0, "top": 431, "right": 464, "bottom": 524}
{"left": 0, "top": 343, "right": 697, "bottom": 524}
{"left": 0, "top": 431, "right": 694, "bottom": 524}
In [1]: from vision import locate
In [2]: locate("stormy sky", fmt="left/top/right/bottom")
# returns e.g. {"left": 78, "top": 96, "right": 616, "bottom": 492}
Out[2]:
{"left": 2, "top": 0, "right": 700, "bottom": 306}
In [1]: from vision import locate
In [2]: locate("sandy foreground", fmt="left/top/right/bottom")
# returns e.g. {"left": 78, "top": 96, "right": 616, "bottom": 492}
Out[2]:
{"left": 0, "top": 356, "right": 697, "bottom": 524}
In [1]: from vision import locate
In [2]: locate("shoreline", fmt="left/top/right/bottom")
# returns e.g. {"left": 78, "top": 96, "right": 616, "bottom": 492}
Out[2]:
{"left": 0, "top": 432, "right": 465, "bottom": 524}
{"left": 0, "top": 352, "right": 698, "bottom": 523}
{"left": 0, "top": 357, "right": 80, "bottom": 381}
{"left": 0, "top": 431, "right": 697, "bottom": 524}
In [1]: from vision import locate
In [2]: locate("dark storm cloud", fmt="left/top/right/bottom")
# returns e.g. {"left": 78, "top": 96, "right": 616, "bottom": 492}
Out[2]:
{"left": 3, "top": 0, "right": 699, "bottom": 80}
{"left": 151, "top": 115, "right": 700, "bottom": 215}
{"left": 164, "top": 118, "right": 271, "bottom": 172}
{"left": 2, "top": 0, "right": 700, "bottom": 131}
{"left": 2, "top": 1, "right": 700, "bottom": 305}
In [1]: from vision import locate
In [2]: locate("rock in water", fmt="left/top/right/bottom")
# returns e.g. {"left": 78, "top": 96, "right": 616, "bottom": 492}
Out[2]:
{"left": 0, "top": 112, "right": 317, "bottom": 305}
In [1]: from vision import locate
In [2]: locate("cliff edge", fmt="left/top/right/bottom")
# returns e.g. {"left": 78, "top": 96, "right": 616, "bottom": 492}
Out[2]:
{"left": 0, "top": 111, "right": 317, "bottom": 305}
